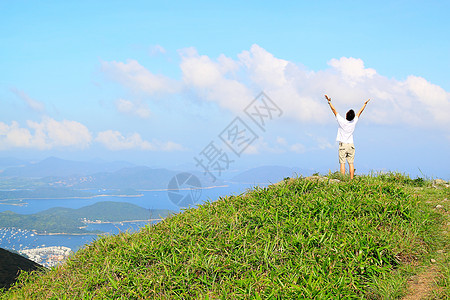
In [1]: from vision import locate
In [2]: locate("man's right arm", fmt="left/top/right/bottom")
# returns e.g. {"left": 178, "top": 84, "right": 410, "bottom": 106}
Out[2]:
{"left": 356, "top": 99, "right": 370, "bottom": 117}
{"left": 325, "top": 95, "right": 337, "bottom": 116}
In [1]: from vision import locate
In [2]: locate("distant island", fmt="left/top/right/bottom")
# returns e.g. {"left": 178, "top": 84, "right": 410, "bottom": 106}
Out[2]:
{"left": 0, "top": 188, "right": 95, "bottom": 202}
{"left": 0, "top": 201, "right": 173, "bottom": 234}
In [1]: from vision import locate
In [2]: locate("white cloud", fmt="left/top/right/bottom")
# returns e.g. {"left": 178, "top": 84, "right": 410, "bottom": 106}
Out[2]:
{"left": 0, "top": 118, "right": 184, "bottom": 152}
{"left": 405, "top": 75, "right": 450, "bottom": 124}
{"left": 11, "top": 88, "right": 46, "bottom": 113}
{"left": 101, "top": 59, "right": 180, "bottom": 95}
{"left": 95, "top": 130, "right": 153, "bottom": 150}
{"left": 158, "top": 141, "right": 185, "bottom": 151}
{"left": 328, "top": 57, "right": 376, "bottom": 84}
{"left": 242, "top": 137, "right": 301, "bottom": 155}
{"left": 241, "top": 137, "right": 282, "bottom": 155}
{"left": 0, "top": 121, "right": 33, "bottom": 149}
{"left": 290, "top": 143, "right": 306, "bottom": 154}
{"left": 242, "top": 144, "right": 259, "bottom": 155}
{"left": 149, "top": 44, "right": 166, "bottom": 55}
{"left": 179, "top": 48, "right": 253, "bottom": 113}
{"left": 238, "top": 44, "right": 328, "bottom": 124}
{"left": 115, "top": 99, "right": 151, "bottom": 118}
{"left": 0, "top": 118, "right": 92, "bottom": 150}
{"left": 275, "top": 135, "right": 331, "bottom": 153}
{"left": 315, "top": 137, "right": 333, "bottom": 150}
{"left": 95, "top": 130, "right": 184, "bottom": 151}
{"left": 102, "top": 44, "right": 450, "bottom": 130}
{"left": 238, "top": 44, "right": 290, "bottom": 88}
{"left": 28, "top": 118, "right": 92, "bottom": 148}
{"left": 235, "top": 45, "right": 450, "bottom": 129}
{"left": 276, "top": 136, "right": 288, "bottom": 146}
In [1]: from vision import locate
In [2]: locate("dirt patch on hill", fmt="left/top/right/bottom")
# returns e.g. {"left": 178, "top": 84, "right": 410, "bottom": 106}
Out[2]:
{"left": 402, "top": 266, "right": 438, "bottom": 300}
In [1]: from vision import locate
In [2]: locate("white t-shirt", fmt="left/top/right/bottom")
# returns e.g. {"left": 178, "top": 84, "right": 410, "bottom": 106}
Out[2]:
{"left": 336, "top": 113, "right": 358, "bottom": 143}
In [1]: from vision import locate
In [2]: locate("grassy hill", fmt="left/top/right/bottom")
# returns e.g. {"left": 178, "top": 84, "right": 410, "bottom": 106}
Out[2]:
{"left": 1, "top": 173, "right": 449, "bottom": 299}
{"left": 0, "top": 248, "right": 42, "bottom": 291}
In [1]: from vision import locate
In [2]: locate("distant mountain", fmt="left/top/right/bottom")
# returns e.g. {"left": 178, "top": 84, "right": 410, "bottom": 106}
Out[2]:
{"left": 36, "top": 201, "right": 172, "bottom": 222}
{"left": 72, "top": 166, "right": 177, "bottom": 189}
{"left": 230, "top": 166, "right": 304, "bottom": 184}
{"left": 0, "top": 188, "right": 94, "bottom": 201}
{"left": 0, "top": 157, "right": 134, "bottom": 178}
{"left": 72, "top": 201, "right": 172, "bottom": 221}
{"left": 0, "top": 201, "right": 173, "bottom": 234}
{"left": 0, "top": 157, "right": 221, "bottom": 190}
{"left": 68, "top": 166, "right": 221, "bottom": 190}
{"left": 0, "top": 247, "right": 43, "bottom": 290}
{"left": 0, "top": 157, "right": 28, "bottom": 170}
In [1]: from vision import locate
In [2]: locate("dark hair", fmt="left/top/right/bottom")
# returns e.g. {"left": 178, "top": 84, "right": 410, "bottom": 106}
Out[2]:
{"left": 346, "top": 109, "right": 355, "bottom": 121}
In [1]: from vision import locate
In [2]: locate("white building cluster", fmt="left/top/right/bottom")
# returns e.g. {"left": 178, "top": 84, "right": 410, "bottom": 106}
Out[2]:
{"left": 19, "top": 246, "right": 73, "bottom": 268}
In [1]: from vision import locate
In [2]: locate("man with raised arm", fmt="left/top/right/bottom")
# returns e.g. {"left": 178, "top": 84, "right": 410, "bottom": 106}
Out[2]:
{"left": 325, "top": 95, "right": 370, "bottom": 179}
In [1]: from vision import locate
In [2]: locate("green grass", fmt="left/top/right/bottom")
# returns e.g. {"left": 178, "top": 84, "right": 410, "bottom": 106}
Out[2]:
{"left": 1, "top": 173, "right": 448, "bottom": 299}
{"left": 410, "top": 178, "right": 450, "bottom": 300}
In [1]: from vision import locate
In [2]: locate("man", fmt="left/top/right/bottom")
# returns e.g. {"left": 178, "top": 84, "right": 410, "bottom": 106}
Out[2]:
{"left": 325, "top": 94, "right": 370, "bottom": 179}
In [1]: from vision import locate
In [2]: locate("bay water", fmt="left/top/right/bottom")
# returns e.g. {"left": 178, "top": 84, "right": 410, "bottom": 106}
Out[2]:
{"left": 0, "top": 183, "right": 259, "bottom": 253}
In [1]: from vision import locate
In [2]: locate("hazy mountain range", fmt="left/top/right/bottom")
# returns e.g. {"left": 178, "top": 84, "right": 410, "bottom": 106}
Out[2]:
{"left": 0, "top": 157, "right": 133, "bottom": 178}
{"left": 0, "top": 157, "right": 311, "bottom": 190}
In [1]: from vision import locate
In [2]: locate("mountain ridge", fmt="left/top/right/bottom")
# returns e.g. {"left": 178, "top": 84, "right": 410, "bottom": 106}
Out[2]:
{"left": 0, "top": 157, "right": 135, "bottom": 178}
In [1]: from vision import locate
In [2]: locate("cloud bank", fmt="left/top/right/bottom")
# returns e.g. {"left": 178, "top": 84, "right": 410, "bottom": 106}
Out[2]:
{"left": 95, "top": 130, "right": 184, "bottom": 151}
{"left": 0, "top": 118, "right": 91, "bottom": 150}
{"left": 102, "top": 44, "right": 450, "bottom": 129}
{"left": 6, "top": 45, "right": 447, "bottom": 152}
{"left": 101, "top": 59, "right": 180, "bottom": 96}
{"left": 0, "top": 118, "right": 183, "bottom": 152}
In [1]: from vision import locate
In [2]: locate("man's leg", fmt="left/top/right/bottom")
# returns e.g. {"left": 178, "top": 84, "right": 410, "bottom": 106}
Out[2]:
{"left": 339, "top": 144, "right": 346, "bottom": 175}
{"left": 347, "top": 143, "right": 356, "bottom": 179}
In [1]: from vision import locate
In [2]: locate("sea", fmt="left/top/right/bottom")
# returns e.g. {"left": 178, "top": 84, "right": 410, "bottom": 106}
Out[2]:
{"left": 0, "top": 183, "right": 261, "bottom": 253}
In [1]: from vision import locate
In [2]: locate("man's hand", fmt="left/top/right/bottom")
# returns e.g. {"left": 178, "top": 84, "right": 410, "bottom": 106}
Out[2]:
{"left": 325, "top": 95, "right": 331, "bottom": 102}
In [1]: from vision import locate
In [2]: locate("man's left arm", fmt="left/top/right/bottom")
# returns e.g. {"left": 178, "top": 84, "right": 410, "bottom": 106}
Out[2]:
{"left": 325, "top": 95, "right": 337, "bottom": 116}
{"left": 357, "top": 99, "right": 371, "bottom": 117}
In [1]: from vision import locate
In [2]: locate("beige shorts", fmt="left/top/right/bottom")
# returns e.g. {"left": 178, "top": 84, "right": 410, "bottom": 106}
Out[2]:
{"left": 338, "top": 142, "right": 355, "bottom": 164}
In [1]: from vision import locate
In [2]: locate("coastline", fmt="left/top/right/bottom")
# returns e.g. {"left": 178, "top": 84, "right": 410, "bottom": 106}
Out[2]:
{"left": 138, "top": 184, "right": 229, "bottom": 192}
{"left": 82, "top": 218, "right": 163, "bottom": 224}
{"left": 35, "top": 232, "right": 101, "bottom": 236}
{"left": 0, "top": 193, "right": 144, "bottom": 203}
{"left": 0, "top": 184, "right": 232, "bottom": 202}
{"left": 30, "top": 218, "right": 163, "bottom": 235}
{"left": 0, "top": 201, "right": 26, "bottom": 206}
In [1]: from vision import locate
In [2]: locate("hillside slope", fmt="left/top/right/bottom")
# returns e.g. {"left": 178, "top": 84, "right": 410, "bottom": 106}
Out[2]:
{"left": 1, "top": 174, "right": 448, "bottom": 299}
{"left": 0, "top": 248, "right": 42, "bottom": 290}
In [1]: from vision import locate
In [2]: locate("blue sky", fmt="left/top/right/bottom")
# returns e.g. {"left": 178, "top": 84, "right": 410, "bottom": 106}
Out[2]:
{"left": 1, "top": 0, "right": 449, "bottom": 179}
